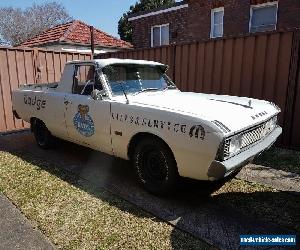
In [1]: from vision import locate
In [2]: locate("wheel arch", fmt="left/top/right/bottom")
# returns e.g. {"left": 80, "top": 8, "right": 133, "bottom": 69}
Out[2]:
{"left": 30, "top": 117, "right": 47, "bottom": 132}
{"left": 30, "top": 117, "right": 38, "bottom": 132}
{"left": 127, "top": 132, "right": 176, "bottom": 163}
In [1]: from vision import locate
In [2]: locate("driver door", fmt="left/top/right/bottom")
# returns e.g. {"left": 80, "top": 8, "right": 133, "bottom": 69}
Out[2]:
{"left": 64, "top": 63, "right": 112, "bottom": 154}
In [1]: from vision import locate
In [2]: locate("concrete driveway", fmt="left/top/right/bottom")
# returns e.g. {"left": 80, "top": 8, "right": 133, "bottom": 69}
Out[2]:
{"left": 0, "top": 131, "right": 297, "bottom": 250}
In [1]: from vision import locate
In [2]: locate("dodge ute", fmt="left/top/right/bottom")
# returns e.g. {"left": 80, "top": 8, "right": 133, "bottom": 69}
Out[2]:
{"left": 12, "top": 59, "right": 282, "bottom": 195}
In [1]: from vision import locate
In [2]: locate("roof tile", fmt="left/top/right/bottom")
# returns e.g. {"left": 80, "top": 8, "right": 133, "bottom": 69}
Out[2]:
{"left": 20, "top": 20, "right": 132, "bottom": 49}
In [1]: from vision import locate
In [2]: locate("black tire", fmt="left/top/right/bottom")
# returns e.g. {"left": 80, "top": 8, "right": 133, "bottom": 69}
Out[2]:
{"left": 32, "top": 119, "right": 53, "bottom": 149}
{"left": 133, "top": 137, "right": 179, "bottom": 196}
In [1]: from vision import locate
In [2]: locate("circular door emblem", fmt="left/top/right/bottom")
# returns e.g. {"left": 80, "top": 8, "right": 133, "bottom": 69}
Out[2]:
{"left": 73, "top": 104, "right": 95, "bottom": 137}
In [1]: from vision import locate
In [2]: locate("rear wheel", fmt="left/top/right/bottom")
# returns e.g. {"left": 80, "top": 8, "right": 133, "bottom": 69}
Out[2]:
{"left": 133, "top": 137, "right": 179, "bottom": 196}
{"left": 32, "top": 119, "right": 53, "bottom": 149}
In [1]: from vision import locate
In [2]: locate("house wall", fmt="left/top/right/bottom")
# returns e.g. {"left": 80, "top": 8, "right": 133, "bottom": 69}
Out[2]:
{"left": 188, "top": 0, "right": 300, "bottom": 39}
{"left": 131, "top": 6, "right": 188, "bottom": 48}
{"left": 130, "top": 0, "right": 300, "bottom": 48}
{"left": 277, "top": 0, "right": 300, "bottom": 30}
{"left": 186, "top": 0, "right": 252, "bottom": 40}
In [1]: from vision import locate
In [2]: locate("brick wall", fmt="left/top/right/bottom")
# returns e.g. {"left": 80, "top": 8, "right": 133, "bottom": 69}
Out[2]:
{"left": 185, "top": 0, "right": 250, "bottom": 41}
{"left": 131, "top": 0, "right": 300, "bottom": 48}
{"left": 131, "top": 7, "right": 188, "bottom": 48}
{"left": 187, "top": 0, "right": 300, "bottom": 39}
{"left": 277, "top": 0, "right": 300, "bottom": 30}
{"left": 185, "top": 0, "right": 211, "bottom": 41}
{"left": 223, "top": 0, "right": 251, "bottom": 37}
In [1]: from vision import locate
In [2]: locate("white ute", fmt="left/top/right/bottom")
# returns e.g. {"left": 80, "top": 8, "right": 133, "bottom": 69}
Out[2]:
{"left": 12, "top": 59, "right": 282, "bottom": 195}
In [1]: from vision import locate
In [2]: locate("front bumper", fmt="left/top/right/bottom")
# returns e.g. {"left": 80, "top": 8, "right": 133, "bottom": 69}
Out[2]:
{"left": 207, "top": 126, "right": 282, "bottom": 181}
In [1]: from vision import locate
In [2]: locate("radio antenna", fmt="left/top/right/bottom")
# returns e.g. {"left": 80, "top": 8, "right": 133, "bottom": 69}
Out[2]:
{"left": 118, "top": 81, "right": 129, "bottom": 104}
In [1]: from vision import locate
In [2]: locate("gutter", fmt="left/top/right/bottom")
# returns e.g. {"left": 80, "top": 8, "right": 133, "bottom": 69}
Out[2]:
{"left": 21, "top": 41, "right": 133, "bottom": 50}
{"left": 128, "top": 3, "right": 188, "bottom": 21}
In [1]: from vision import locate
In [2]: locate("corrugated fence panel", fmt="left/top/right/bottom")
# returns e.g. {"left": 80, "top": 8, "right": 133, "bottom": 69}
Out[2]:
{"left": 59, "top": 53, "right": 68, "bottom": 75}
{"left": 274, "top": 33, "right": 293, "bottom": 144}
{"left": 0, "top": 47, "right": 91, "bottom": 133}
{"left": 180, "top": 44, "right": 189, "bottom": 91}
{"left": 38, "top": 51, "right": 47, "bottom": 83}
{"left": 0, "top": 49, "right": 14, "bottom": 131}
{"left": 0, "top": 51, "right": 6, "bottom": 131}
{"left": 221, "top": 38, "right": 234, "bottom": 95}
{"left": 288, "top": 32, "right": 300, "bottom": 149}
{"left": 230, "top": 38, "right": 244, "bottom": 96}
{"left": 175, "top": 45, "right": 182, "bottom": 90}
{"left": 53, "top": 52, "right": 62, "bottom": 82}
{"left": 15, "top": 51, "right": 27, "bottom": 128}
{"left": 24, "top": 50, "right": 35, "bottom": 84}
{"left": 195, "top": 42, "right": 205, "bottom": 93}
{"left": 212, "top": 40, "right": 224, "bottom": 95}
{"left": 188, "top": 43, "right": 197, "bottom": 92}
{"left": 7, "top": 50, "right": 23, "bottom": 129}
{"left": 251, "top": 35, "right": 268, "bottom": 99}
{"left": 203, "top": 41, "right": 215, "bottom": 94}
{"left": 0, "top": 32, "right": 297, "bottom": 147}
{"left": 291, "top": 64, "right": 300, "bottom": 148}
{"left": 46, "top": 52, "right": 55, "bottom": 83}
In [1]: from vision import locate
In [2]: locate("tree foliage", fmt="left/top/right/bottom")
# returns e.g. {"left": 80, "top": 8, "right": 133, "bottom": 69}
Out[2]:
{"left": 118, "top": 0, "right": 175, "bottom": 43}
{"left": 0, "top": 2, "right": 72, "bottom": 46}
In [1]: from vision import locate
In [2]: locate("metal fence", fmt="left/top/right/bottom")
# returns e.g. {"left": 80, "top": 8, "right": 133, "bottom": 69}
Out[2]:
{"left": 98, "top": 31, "right": 300, "bottom": 149}
{"left": 0, "top": 47, "right": 91, "bottom": 133}
{"left": 0, "top": 31, "right": 299, "bottom": 149}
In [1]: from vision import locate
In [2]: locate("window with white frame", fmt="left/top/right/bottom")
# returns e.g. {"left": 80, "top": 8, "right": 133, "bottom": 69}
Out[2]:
{"left": 151, "top": 24, "right": 169, "bottom": 47}
{"left": 250, "top": 2, "right": 278, "bottom": 33}
{"left": 211, "top": 7, "right": 224, "bottom": 38}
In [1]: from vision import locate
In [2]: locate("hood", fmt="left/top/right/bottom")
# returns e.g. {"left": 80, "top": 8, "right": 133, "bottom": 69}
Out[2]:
{"left": 128, "top": 90, "right": 279, "bottom": 134}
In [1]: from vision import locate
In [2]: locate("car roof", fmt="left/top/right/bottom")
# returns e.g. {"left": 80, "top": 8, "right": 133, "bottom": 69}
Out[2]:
{"left": 66, "top": 58, "right": 166, "bottom": 69}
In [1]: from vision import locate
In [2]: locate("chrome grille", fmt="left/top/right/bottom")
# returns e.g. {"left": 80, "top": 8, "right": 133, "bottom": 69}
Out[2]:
{"left": 223, "top": 140, "right": 231, "bottom": 158}
{"left": 240, "top": 124, "right": 265, "bottom": 148}
{"left": 221, "top": 117, "right": 276, "bottom": 161}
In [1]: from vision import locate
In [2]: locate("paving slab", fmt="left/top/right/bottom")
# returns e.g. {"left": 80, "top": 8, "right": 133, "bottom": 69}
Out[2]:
{"left": 0, "top": 131, "right": 298, "bottom": 250}
{"left": 0, "top": 193, "right": 55, "bottom": 250}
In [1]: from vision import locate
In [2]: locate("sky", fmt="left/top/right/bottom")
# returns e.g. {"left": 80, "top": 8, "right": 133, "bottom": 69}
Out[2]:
{"left": 0, "top": 0, "right": 138, "bottom": 38}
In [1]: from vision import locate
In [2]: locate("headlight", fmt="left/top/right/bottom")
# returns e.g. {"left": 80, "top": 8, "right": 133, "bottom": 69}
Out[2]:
{"left": 263, "top": 116, "right": 277, "bottom": 136}
{"left": 271, "top": 116, "right": 277, "bottom": 128}
{"left": 228, "top": 134, "right": 243, "bottom": 155}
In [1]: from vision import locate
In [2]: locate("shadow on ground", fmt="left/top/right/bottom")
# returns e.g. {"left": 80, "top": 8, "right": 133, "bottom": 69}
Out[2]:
{"left": 254, "top": 147, "right": 300, "bottom": 175}
{"left": 0, "top": 132, "right": 299, "bottom": 249}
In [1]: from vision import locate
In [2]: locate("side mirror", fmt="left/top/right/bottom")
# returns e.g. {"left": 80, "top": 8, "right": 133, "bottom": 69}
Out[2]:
{"left": 91, "top": 89, "right": 103, "bottom": 100}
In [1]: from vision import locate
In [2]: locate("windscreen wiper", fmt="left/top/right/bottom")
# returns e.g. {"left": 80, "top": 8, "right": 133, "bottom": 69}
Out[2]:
{"left": 163, "top": 85, "right": 177, "bottom": 91}
{"left": 133, "top": 88, "right": 160, "bottom": 95}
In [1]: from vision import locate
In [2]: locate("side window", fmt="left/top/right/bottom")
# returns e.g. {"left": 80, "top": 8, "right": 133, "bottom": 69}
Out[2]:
{"left": 250, "top": 2, "right": 278, "bottom": 33}
{"left": 151, "top": 24, "right": 169, "bottom": 47}
{"left": 73, "top": 64, "right": 103, "bottom": 95}
{"left": 211, "top": 7, "right": 224, "bottom": 38}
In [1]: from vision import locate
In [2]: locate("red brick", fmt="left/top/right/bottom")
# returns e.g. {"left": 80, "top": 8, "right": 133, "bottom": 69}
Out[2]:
{"left": 131, "top": 0, "right": 300, "bottom": 48}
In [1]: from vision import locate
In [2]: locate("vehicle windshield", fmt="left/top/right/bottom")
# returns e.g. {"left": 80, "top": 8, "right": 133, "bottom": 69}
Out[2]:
{"left": 102, "top": 64, "right": 176, "bottom": 96}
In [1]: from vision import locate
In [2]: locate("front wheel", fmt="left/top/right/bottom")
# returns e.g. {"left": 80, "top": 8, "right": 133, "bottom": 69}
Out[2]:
{"left": 32, "top": 119, "right": 53, "bottom": 149}
{"left": 133, "top": 137, "right": 179, "bottom": 196}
